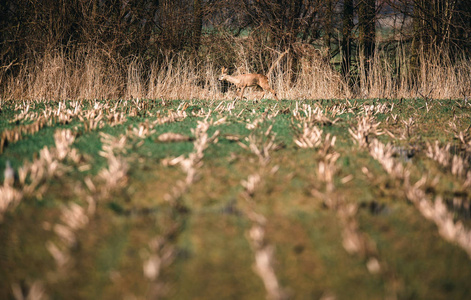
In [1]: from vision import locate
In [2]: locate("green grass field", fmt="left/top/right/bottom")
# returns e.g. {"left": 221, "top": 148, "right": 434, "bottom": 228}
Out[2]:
{"left": 1, "top": 98, "right": 470, "bottom": 299}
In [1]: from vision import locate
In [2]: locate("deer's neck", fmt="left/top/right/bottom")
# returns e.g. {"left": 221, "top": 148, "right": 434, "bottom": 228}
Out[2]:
{"left": 224, "top": 75, "right": 242, "bottom": 86}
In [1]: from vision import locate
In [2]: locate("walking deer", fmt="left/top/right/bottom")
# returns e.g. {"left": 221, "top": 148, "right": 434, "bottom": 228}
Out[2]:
{"left": 218, "top": 67, "right": 279, "bottom": 101}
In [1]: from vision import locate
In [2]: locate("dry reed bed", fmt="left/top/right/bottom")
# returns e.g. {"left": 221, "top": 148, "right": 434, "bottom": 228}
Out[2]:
{"left": 2, "top": 48, "right": 471, "bottom": 101}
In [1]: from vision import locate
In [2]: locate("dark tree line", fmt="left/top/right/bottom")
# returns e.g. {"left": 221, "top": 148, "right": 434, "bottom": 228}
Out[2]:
{"left": 0, "top": 0, "right": 470, "bottom": 81}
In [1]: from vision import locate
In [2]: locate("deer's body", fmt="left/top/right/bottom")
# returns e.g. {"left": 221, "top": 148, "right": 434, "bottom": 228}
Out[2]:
{"left": 219, "top": 67, "right": 279, "bottom": 101}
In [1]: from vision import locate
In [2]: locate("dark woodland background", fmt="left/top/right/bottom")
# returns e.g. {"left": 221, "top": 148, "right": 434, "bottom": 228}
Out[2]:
{"left": 1, "top": 0, "right": 470, "bottom": 97}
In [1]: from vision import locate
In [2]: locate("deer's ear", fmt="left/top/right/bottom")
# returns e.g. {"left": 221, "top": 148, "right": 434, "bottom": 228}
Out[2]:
{"left": 221, "top": 67, "right": 227, "bottom": 73}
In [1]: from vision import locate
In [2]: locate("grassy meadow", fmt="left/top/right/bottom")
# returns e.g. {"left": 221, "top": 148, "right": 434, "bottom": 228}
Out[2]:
{"left": 1, "top": 97, "right": 471, "bottom": 299}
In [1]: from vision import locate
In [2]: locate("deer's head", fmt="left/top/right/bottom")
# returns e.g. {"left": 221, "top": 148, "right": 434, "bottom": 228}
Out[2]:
{"left": 218, "top": 67, "right": 228, "bottom": 81}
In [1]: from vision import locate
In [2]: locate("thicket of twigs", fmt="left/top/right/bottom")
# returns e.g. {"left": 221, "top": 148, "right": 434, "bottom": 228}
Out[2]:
{"left": 1, "top": 0, "right": 470, "bottom": 101}
{"left": 1, "top": 41, "right": 470, "bottom": 101}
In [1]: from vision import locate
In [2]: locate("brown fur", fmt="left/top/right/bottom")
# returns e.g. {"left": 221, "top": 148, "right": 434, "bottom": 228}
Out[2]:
{"left": 218, "top": 67, "right": 279, "bottom": 101}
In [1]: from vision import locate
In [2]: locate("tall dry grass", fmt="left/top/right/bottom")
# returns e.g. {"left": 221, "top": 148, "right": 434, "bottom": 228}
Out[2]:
{"left": 1, "top": 45, "right": 470, "bottom": 101}
{"left": 358, "top": 46, "right": 471, "bottom": 99}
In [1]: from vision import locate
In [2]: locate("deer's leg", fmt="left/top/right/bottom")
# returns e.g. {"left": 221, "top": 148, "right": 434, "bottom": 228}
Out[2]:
{"left": 257, "top": 84, "right": 266, "bottom": 101}
{"left": 239, "top": 86, "right": 246, "bottom": 100}
{"left": 271, "top": 89, "right": 279, "bottom": 101}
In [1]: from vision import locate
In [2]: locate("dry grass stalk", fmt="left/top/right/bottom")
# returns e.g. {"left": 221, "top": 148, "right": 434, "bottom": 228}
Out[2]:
{"left": 157, "top": 132, "right": 191, "bottom": 142}
{"left": 2, "top": 47, "right": 471, "bottom": 100}
{"left": 143, "top": 235, "right": 176, "bottom": 299}
{"left": 450, "top": 123, "right": 471, "bottom": 153}
{"left": 426, "top": 140, "right": 470, "bottom": 182}
{"left": 17, "top": 129, "right": 79, "bottom": 197}
{"left": 310, "top": 137, "right": 393, "bottom": 287}
{"left": 98, "top": 134, "right": 129, "bottom": 194}
{"left": 361, "top": 102, "right": 394, "bottom": 115}
{"left": 0, "top": 185, "right": 22, "bottom": 222}
{"left": 426, "top": 141, "right": 452, "bottom": 167}
{"left": 248, "top": 219, "right": 290, "bottom": 300}
{"left": 129, "top": 121, "right": 156, "bottom": 139}
{"left": 1, "top": 118, "right": 47, "bottom": 154}
{"left": 369, "top": 139, "right": 408, "bottom": 180}
{"left": 367, "top": 135, "right": 471, "bottom": 259}
{"left": 292, "top": 102, "right": 339, "bottom": 126}
{"left": 238, "top": 116, "right": 289, "bottom": 299}
{"left": 238, "top": 121, "right": 280, "bottom": 166}
{"left": 337, "top": 202, "right": 382, "bottom": 275}
{"left": 406, "top": 177, "right": 471, "bottom": 258}
{"left": 241, "top": 174, "right": 262, "bottom": 199}
{"left": 240, "top": 171, "right": 289, "bottom": 300}
{"left": 11, "top": 280, "right": 47, "bottom": 300}
{"left": 154, "top": 109, "right": 188, "bottom": 125}
{"left": 317, "top": 153, "right": 340, "bottom": 194}
{"left": 400, "top": 117, "right": 416, "bottom": 140}
{"left": 164, "top": 119, "right": 219, "bottom": 205}
{"left": 47, "top": 203, "right": 89, "bottom": 269}
{"left": 294, "top": 123, "right": 323, "bottom": 149}
{"left": 79, "top": 110, "right": 104, "bottom": 132}
{"left": 2, "top": 129, "right": 80, "bottom": 217}
{"left": 349, "top": 113, "right": 383, "bottom": 148}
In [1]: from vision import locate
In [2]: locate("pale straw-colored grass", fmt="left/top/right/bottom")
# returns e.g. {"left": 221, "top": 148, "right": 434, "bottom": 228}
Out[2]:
{"left": 2, "top": 46, "right": 470, "bottom": 101}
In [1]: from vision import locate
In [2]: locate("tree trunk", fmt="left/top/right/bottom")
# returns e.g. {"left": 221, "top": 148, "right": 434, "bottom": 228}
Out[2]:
{"left": 193, "top": 0, "right": 203, "bottom": 51}
{"left": 341, "top": 0, "right": 354, "bottom": 84}
{"left": 323, "top": 0, "right": 333, "bottom": 60}
{"left": 358, "top": 0, "right": 376, "bottom": 73}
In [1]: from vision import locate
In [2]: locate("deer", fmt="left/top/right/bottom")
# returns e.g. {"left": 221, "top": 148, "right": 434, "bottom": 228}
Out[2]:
{"left": 218, "top": 50, "right": 287, "bottom": 101}
{"left": 218, "top": 67, "right": 279, "bottom": 101}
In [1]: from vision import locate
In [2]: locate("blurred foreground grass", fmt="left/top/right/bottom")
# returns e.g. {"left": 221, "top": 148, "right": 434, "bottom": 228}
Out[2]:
{"left": 1, "top": 98, "right": 470, "bottom": 299}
